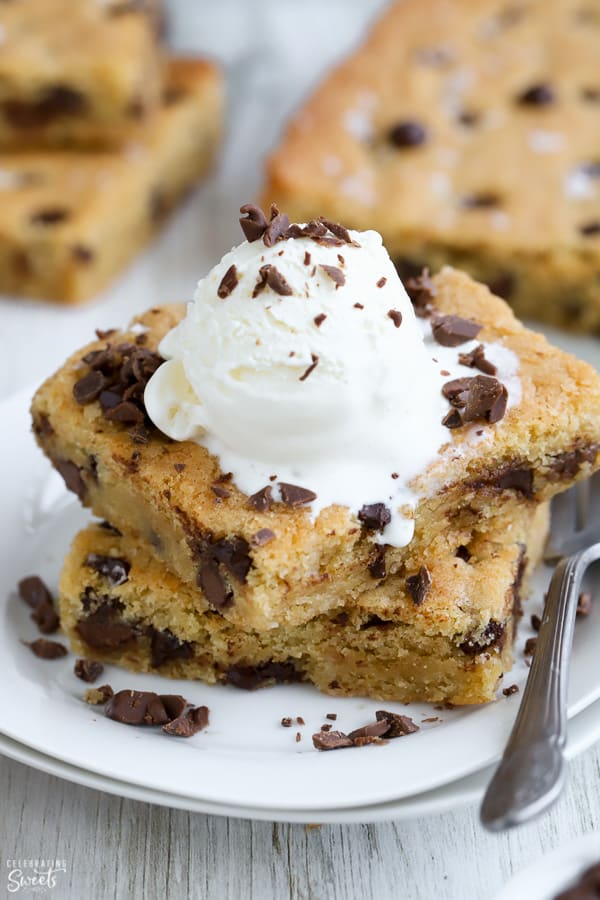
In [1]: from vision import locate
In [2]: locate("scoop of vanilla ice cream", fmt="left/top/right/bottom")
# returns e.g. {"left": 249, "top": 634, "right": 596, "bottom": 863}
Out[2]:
{"left": 144, "top": 227, "right": 480, "bottom": 546}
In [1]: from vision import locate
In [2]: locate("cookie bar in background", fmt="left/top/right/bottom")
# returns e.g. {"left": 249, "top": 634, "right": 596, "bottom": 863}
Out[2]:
{"left": 0, "top": 59, "right": 223, "bottom": 304}
{"left": 0, "top": 0, "right": 165, "bottom": 149}
{"left": 261, "top": 0, "right": 600, "bottom": 332}
{"left": 31, "top": 264, "right": 600, "bottom": 630}
{"left": 59, "top": 505, "right": 548, "bottom": 706}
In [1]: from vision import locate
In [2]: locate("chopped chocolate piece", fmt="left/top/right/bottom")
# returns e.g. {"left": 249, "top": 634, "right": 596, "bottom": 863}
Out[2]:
{"left": 491, "top": 464, "right": 535, "bottom": 496}
{"left": 431, "top": 314, "right": 481, "bottom": 347}
{"left": 211, "top": 536, "right": 252, "bottom": 584}
{"left": 580, "top": 220, "right": 600, "bottom": 237}
{"left": 458, "top": 344, "right": 497, "bottom": 376}
{"left": 251, "top": 528, "right": 276, "bottom": 547}
{"left": 55, "top": 458, "right": 86, "bottom": 500}
{"left": 354, "top": 302, "right": 364, "bottom": 309}
{"left": 31, "top": 598, "right": 60, "bottom": 634}
{"left": 405, "top": 268, "right": 437, "bottom": 316}
{"left": 374, "top": 710, "right": 420, "bottom": 737}
{"left": 30, "top": 207, "right": 70, "bottom": 226}
{"left": 295, "top": 732, "right": 302, "bottom": 743}
{"left": 321, "top": 723, "right": 332, "bottom": 732}
{"left": 358, "top": 503, "right": 391, "bottom": 531}
{"left": 281, "top": 717, "right": 293, "bottom": 727}
{"left": 549, "top": 445, "right": 599, "bottom": 478}
{"left": 211, "top": 484, "right": 230, "bottom": 500}
{"left": 462, "top": 375, "right": 508, "bottom": 425}
{"left": 25, "top": 638, "right": 68, "bottom": 659}
{"left": 387, "top": 309, "right": 403, "bottom": 328}
{"left": 314, "top": 313, "right": 327, "bottom": 327}
{"left": 368, "top": 544, "right": 387, "bottom": 579}
{"left": 18, "top": 575, "right": 53, "bottom": 610}
{"left": 531, "top": 613, "right": 542, "bottom": 631}
{"left": 502, "top": 684, "right": 519, "bottom": 696}
{"left": 320, "top": 264, "right": 345, "bottom": 288}
{"left": 217, "top": 264, "right": 239, "bottom": 299}
{"left": 73, "top": 370, "right": 109, "bottom": 404}
{"left": 299, "top": 353, "right": 319, "bottom": 382}
{"left": 263, "top": 205, "right": 291, "bottom": 247}
{"left": 84, "top": 684, "right": 114, "bottom": 705}
{"left": 158, "top": 694, "right": 188, "bottom": 721}
{"left": 460, "top": 620, "right": 505, "bottom": 654}
{"left": 77, "top": 603, "right": 138, "bottom": 651}
{"left": 249, "top": 485, "right": 273, "bottom": 512}
{"left": 405, "top": 565, "right": 432, "bottom": 606}
{"left": 577, "top": 591, "right": 593, "bottom": 616}
{"left": 326, "top": 713, "right": 337, "bottom": 721}
{"left": 348, "top": 719, "right": 390, "bottom": 741}
{"left": 377, "top": 277, "right": 387, "bottom": 288}
{"left": 84, "top": 553, "right": 130, "bottom": 586}
{"left": 296, "top": 716, "right": 305, "bottom": 725}
{"left": 279, "top": 482, "right": 317, "bottom": 507}
{"left": 455, "top": 545, "right": 471, "bottom": 562}
{"left": 163, "top": 705, "right": 209, "bottom": 737}
{"left": 173, "top": 463, "right": 186, "bottom": 473}
{"left": 524, "top": 637, "right": 537, "bottom": 656}
{"left": 312, "top": 730, "right": 354, "bottom": 751}
{"left": 105, "top": 690, "right": 170, "bottom": 726}
{"left": 388, "top": 120, "right": 428, "bottom": 147}
{"left": 148, "top": 627, "right": 193, "bottom": 668}
{"left": 225, "top": 661, "right": 302, "bottom": 690}
{"left": 442, "top": 408, "right": 463, "bottom": 428}
{"left": 239, "top": 203, "right": 268, "bottom": 241}
{"left": 441, "top": 376, "right": 473, "bottom": 403}
{"left": 517, "top": 83, "right": 555, "bottom": 106}
{"left": 74, "top": 658, "right": 104, "bottom": 683}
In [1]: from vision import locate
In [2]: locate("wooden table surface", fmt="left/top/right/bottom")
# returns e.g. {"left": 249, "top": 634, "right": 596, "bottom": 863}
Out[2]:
{"left": 2, "top": 3, "right": 599, "bottom": 898}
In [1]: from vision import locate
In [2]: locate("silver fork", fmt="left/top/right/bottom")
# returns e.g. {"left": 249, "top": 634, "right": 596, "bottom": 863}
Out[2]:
{"left": 480, "top": 473, "right": 600, "bottom": 831}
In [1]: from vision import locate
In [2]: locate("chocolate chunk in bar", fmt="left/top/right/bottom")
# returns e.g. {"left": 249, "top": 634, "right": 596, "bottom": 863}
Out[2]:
{"left": 460, "top": 620, "right": 505, "bottom": 655}
{"left": 312, "top": 730, "right": 354, "bottom": 751}
{"left": 431, "top": 314, "right": 481, "bottom": 347}
{"left": 249, "top": 485, "right": 273, "bottom": 512}
{"left": 458, "top": 344, "right": 497, "bottom": 376}
{"left": 320, "top": 264, "right": 345, "bottom": 288}
{"left": 358, "top": 503, "right": 391, "bottom": 532}
{"left": 239, "top": 203, "right": 268, "bottom": 242}
{"left": 405, "top": 565, "right": 432, "bottom": 606}
{"left": 77, "top": 602, "right": 138, "bottom": 651}
{"left": 25, "top": 638, "right": 68, "bottom": 659}
{"left": 105, "top": 690, "right": 171, "bottom": 726}
{"left": 149, "top": 627, "right": 193, "bottom": 668}
{"left": 163, "top": 705, "right": 209, "bottom": 737}
{"left": 348, "top": 719, "right": 390, "bottom": 741}
{"left": 279, "top": 483, "right": 317, "bottom": 507}
{"left": 55, "top": 459, "right": 87, "bottom": 500}
{"left": 84, "top": 684, "right": 114, "bottom": 705}
{"left": 375, "top": 710, "right": 420, "bottom": 737}
{"left": 31, "top": 207, "right": 70, "bottom": 226}
{"left": 85, "top": 554, "right": 130, "bottom": 586}
{"left": 263, "top": 205, "right": 290, "bottom": 247}
{"left": 517, "top": 83, "right": 555, "bottom": 106}
{"left": 197, "top": 559, "right": 232, "bottom": 610}
{"left": 368, "top": 544, "right": 387, "bottom": 579}
{"left": 217, "top": 264, "right": 239, "bottom": 299}
{"left": 74, "top": 658, "right": 104, "bottom": 683}
{"left": 577, "top": 591, "right": 593, "bottom": 617}
{"left": 388, "top": 120, "right": 428, "bottom": 147}
{"left": 461, "top": 192, "right": 500, "bottom": 209}
{"left": 225, "top": 661, "right": 301, "bottom": 690}
{"left": 73, "top": 370, "right": 109, "bottom": 404}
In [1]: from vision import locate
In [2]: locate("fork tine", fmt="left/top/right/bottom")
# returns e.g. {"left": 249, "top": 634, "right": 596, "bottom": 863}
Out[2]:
{"left": 575, "top": 479, "right": 590, "bottom": 531}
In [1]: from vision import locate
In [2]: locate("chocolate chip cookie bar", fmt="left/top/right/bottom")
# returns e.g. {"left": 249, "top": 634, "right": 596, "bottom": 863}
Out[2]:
{"left": 261, "top": 0, "right": 600, "bottom": 332}
{"left": 32, "top": 268, "right": 600, "bottom": 630}
{"left": 59, "top": 503, "right": 548, "bottom": 705}
{"left": 0, "top": 58, "right": 223, "bottom": 304}
{"left": 0, "top": 0, "right": 165, "bottom": 149}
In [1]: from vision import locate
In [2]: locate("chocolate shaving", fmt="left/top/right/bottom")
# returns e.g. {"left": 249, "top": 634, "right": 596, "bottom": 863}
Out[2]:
{"left": 405, "top": 565, "right": 432, "bottom": 606}
{"left": 279, "top": 483, "right": 317, "bottom": 507}
{"left": 253, "top": 264, "right": 293, "bottom": 297}
{"left": 358, "top": 503, "right": 391, "bottom": 532}
{"left": 217, "top": 264, "right": 239, "bottom": 299}
{"left": 299, "top": 354, "right": 319, "bottom": 381}
{"left": 320, "top": 264, "right": 345, "bottom": 288}
{"left": 431, "top": 314, "right": 481, "bottom": 347}
{"left": 263, "top": 205, "right": 291, "bottom": 247}
{"left": 239, "top": 203, "right": 268, "bottom": 242}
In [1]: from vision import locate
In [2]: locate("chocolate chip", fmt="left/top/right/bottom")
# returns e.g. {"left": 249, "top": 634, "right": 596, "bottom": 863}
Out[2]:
{"left": 279, "top": 483, "right": 317, "bottom": 507}
{"left": 239, "top": 203, "right": 268, "bottom": 241}
{"left": 388, "top": 120, "right": 428, "bottom": 147}
{"left": 524, "top": 637, "right": 537, "bottom": 656}
{"left": 77, "top": 604, "right": 137, "bottom": 651}
{"left": 72, "top": 244, "right": 94, "bottom": 263}
{"left": 376, "top": 277, "right": 387, "bottom": 288}
{"left": 85, "top": 554, "right": 130, "bottom": 586}
{"left": 224, "top": 661, "right": 302, "bottom": 690}
{"left": 299, "top": 354, "right": 319, "bottom": 382}
{"left": 73, "top": 370, "right": 109, "bottom": 405}
{"left": 503, "top": 684, "right": 519, "bottom": 696}
{"left": 104, "top": 401, "right": 145, "bottom": 424}
{"left": 580, "top": 221, "right": 600, "bottom": 236}
{"left": 263, "top": 205, "right": 291, "bottom": 247}
{"left": 211, "top": 484, "right": 230, "bottom": 500}
{"left": 461, "top": 192, "right": 500, "bottom": 209}
{"left": 55, "top": 459, "right": 86, "bottom": 499}
{"left": 30, "top": 207, "right": 70, "bottom": 226}
{"left": 358, "top": 503, "right": 391, "bottom": 531}
{"left": 281, "top": 717, "right": 293, "bottom": 727}
{"left": 249, "top": 485, "right": 273, "bottom": 512}
{"left": 25, "top": 639, "right": 68, "bottom": 659}
{"left": 432, "top": 314, "right": 481, "bottom": 346}
{"left": 33, "top": 413, "right": 54, "bottom": 437}
{"left": 74, "top": 658, "right": 104, "bottom": 683}
{"left": 105, "top": 690, "right": 171, "bottom": 726}
{"left": 18, "top": 575, "right": 52, "bottom": 610}
{"left": 455, "top": 545, "right": 471, "bottom": 562}
{"left": 348, "top": 719, "right": 390, "bottom": 741}
{"left": 517, "top": 83, "right": 555, "bottom": 105}
{"left": 320, "top": 723, "right": 332, "bottom": 732}
{"left": 148, "top": 627, "right": 193, "bottom": 668}
{"left": 491, "top": 464, "right": 535, "bottom": 496}
{"left": 198, "top": 559, "right": 232, "bottom": 610}
{"left": 405, "top": 565, "right": 432, "bottom": 606}
{"left": 314, "top": 313, "right": 327, "bottom": 327}
{"left": 4, "top": 85, "right": 87, "bottom": 128}
{"left": 550, "top": 445, "right": 599, "bottom": 478}
{"left": 387, "top": 309, "right": 403, "bottom": 327}
{"left": 374, "top": 710, "right": 420, "bottom": 737}
{"left": 326, "top": 713, "right": 337, "bottom": 721}
{"left": 368, "top": 545, "right": 387, "bottom": 579}
{"left": 217, "top": 264, "right": 239, "bottom": 299}
{"left": 251, "top": 528, "right": 275, "bottom": 546}
{"left": 577, "top": 591, "right": 593, "bottom": 616}
{"left": 320, "top": 265, "right": 345, "bottom": 288}
{"left": 163, "top": 705, "right": 209, "bottom": 737}
{"left": 211, "top": 536, "right": 252, "bottom": 584}
{"left": 458, "top": 344, "right": 497, "bottom": 375}
{"left": 442, "top": 408, "right": 463, "bottom": 428}
{"left": 84, "top": 684, "right": 114, "bottom": 705}
{"left": 312, "top": 730, "right": 354, "bottom": 751}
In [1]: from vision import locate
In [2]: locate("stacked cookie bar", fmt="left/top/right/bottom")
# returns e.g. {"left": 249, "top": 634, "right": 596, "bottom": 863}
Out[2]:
{"left": 32, "top": 267, "right": 600, "bottom": 704}
{"left": 0, "top": 1, "right": 223, "bottom": 303}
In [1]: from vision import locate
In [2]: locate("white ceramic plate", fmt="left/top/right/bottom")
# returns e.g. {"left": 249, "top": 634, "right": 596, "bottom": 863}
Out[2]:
{"left": 2, "top": 387, "right": 600, "bottom": 812}
{"left": 3, "top": 695, "right": 600, "bottom": 825}
{"left": 494, "top": 831, "right": 600, "bottom": 900}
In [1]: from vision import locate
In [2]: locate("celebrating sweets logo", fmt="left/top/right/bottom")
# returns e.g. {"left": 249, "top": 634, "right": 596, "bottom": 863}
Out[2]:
{"left": 5, "top": 859, "right": 67, "bottom": 894}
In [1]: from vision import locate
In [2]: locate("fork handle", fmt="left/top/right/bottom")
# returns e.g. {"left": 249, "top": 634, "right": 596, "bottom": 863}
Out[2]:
{"left": 480, "top": 542, "right": 600, "bottom": 831}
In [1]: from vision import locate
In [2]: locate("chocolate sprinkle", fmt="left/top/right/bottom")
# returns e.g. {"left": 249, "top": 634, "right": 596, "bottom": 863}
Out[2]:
{"left": 314, "top": 313, "right": 327, "bottom": 327}
{"left": 377, "top": 277, "right": 387, "bottom": 288}
{"left": 405, "top": 565, "right": 432, "bottom": 606}
{"left": 431, "top": 314, "right": 481, "bottom": 347}
{"left": 217, "top": 264, "right": 239, "bottom": 299}
{"left": 320, "top": 265, "right": 345, "bottom": 288}
{"left": 25, "top": 639, "right": 68, "bottom": 659}
{"left": 84, "top": 554, "right": 130, "bottom": 586}
{"left": 358, "top": 503, "right": 391, "bottom": 532}
{"left": 299, "top": 353, "right": 319, "bottom": 382}
{"left": 279, "top": 483, "right": 317, "bottom": 507}
{"left": 239, "top": 203, "right": 268, "bottom": 242}
{"left": 387, "top": 309, "right": 403, "bottom": 328}
{"left": 74, "top": 658, "right": 104, "bottom": 683}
